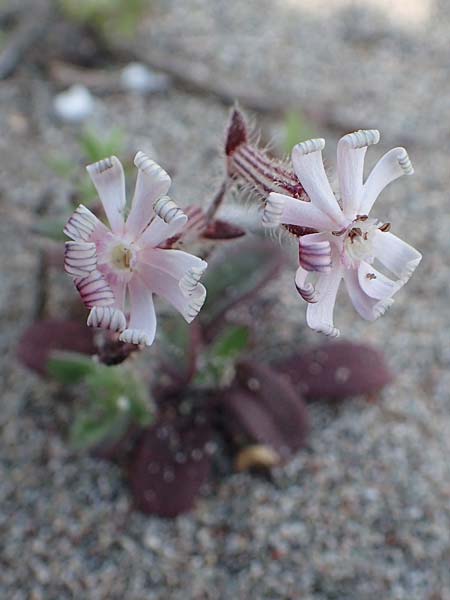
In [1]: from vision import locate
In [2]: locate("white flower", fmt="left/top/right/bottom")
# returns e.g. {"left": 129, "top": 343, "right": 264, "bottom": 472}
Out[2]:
{"left": 64, "top": 152, "right": 207, "bottom": 346}
{"left": 262, "top": 130, "right": 421, "bottom": 337}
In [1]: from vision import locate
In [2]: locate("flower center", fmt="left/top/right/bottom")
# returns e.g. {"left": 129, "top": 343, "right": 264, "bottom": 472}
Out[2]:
{"left": 342, "top": 215, "right": 390, "bottom": 264}
{"left": 110, "top": 243, "right": 134, "bottom": 271}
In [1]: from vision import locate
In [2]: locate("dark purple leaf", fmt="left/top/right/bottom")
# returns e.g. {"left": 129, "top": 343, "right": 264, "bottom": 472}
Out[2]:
{"left": 129, "top": 416, "right": 213, "bottom": 518}
{"left": 222, "top": 361, "right": 309, "bottom": 462}
{"left": 203, "top": 219, "right": 246, "bottom": 240}
{"left": 17, "top": 319, "right": 95, "bottom": 375}
{"left": 276, "top": 341, "right": 394, "bottom": 400}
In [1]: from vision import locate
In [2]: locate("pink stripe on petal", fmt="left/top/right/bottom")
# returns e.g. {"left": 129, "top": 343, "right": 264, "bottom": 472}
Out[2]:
{"left": 64, "top": 204, "right": 107, "bottom": 242}
{"left": 75, "top": 270, "right": 115, "bottom": 308}
{"left": 64, "top": 241, "right": 97, "bottom": 277}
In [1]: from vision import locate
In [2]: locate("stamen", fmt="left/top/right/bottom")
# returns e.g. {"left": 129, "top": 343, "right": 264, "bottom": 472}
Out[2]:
{"left": 379, "top": 222, "right": 391, "bottom": 232}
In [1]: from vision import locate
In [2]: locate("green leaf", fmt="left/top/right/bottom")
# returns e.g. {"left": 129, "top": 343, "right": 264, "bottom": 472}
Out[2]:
{"left": 70, "top": 407, "right": 128, "bottom": 450}
{"left": 47, "top": 351, "right": 97, "bottom": 384}
{"left": 194, "top": 325, "right": 250, "bottom": 389}
{"left": 79, "top": 127, "right": 125, "bottom": 163}
{"left": 283, "top": 111, "right": 316, "bottom": 154}
{"left": 33, "top": 218, "right": 68, "bottom": 242}
{"left": 210, "top": 325, "right": 249, "bottom": 362}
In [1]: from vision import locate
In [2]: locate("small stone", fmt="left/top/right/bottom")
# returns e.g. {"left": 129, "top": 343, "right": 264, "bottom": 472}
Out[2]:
{"left": 53, "top": 85, "right": 94, "bottom": 123}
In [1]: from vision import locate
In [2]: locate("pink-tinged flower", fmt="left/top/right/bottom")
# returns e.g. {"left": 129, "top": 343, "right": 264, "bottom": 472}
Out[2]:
{"left": 64, "top": 153, "right": 207, "bottom": 346}
{"left": 262, "top": 131, "right": 422, "bottom": 337}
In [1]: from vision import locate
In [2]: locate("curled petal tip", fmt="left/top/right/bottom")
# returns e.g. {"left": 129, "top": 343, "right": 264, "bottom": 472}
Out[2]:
{"left": 320, "top": 324, "right": 340, "bottom": 338}
{"left": 87, "top": 306, "right": 126, "bottom": 332}
{"left": 397, "top": 148, "right": 414, "bottom": 175}
{"left": 134, "top": 151, "right": 171, "bottom": 183}
{"left": 179, "top": 264, "right": 207, "bottom": 298}
{"left": 87, "top": 156, "right": 117, "bottom": 175}
{"left": 295, "top": 281, "right": 319, "bottom": 303}
{"left": 299, "top": 238, "right": 332, "bottom": 273}
{"left": 262, "top": 194, "right": 284, "bottom": 228}
{"left": 64, "top": 204, "right": 98, "bottom": 241}
{"left": 184, "top": 284, "right": 207, "bottom": 323}
{"left": 64, "top": 241, "right": 97, "bottom": 277}
{"left": 294, "top": 138, "right": 325, "bottom": 156}
{"left": 374, "top": 298, "right": 394, "bottom": 319}
{"left": 75, "top": 270, "right": 115, "bottom": 309}
{"left": 341, "top": 129, "right": 380, "bottom": 149}
{"left": 153, "top": 196, "right": 187, "bottom": 225}
{"left": 119, "top": 328, "right": 152, "bottom": 346}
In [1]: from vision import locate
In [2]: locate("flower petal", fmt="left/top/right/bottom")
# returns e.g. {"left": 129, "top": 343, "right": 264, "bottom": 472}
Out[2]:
{"left": 294, "top": 266, "right": 319, "bottom": 303}
{"left": 372, "top": 230, "right": 422, "bottom": 282}
{"left": 86, "top": 156, "right": 126, "bottom": 234}
{"left": 139, "top": 197, "right": 188, "bottom": 247}
{"left": 64, "top": 241, "right": 97, "bottom": 278}
{"left": 299, "top": 233, "right": 332, "bottom": 273}
{"left": 291, "top": 139, "right": 344, "bottom": 226}
{"left": 360, "top": 147, "right": 414, "bottom": 215}
{"left": 87, "top": 306, "right": 126, "bottom": 332}
{"left": 139, "top": 248, "right": 207, "bottom": 281}
{"left": 358, "top": 261, "right": 399, "bottom": 300}
{"left": 139, "top": 264, "right": 206, "bottom": 323}
{"left": 119, "top": 275, "right": 157, "bottom": 346}
{"left": 75, "top": 270, "right": 115, "bottom": 308}
{"left": 126, "top": 152, "right": 171, "bottom": 239}
{"left": 263, "top": 193, "right": 337, "bottom": 231}
{"left": 306, "top": 264, "right": 343, "bottom": 337}
{"left": 64, "top": 204, "right": 109, "bottom": 242}
{"left": 344, "top": 267, "right": 392, "bottom": 321}
{"left": 337, "top": 129, "right": 380, "bottom": 218}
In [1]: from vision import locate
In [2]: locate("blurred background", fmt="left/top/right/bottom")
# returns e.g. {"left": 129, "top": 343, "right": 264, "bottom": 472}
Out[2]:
{"left": 1, "top": 0, "right": 449, "bottom": 598}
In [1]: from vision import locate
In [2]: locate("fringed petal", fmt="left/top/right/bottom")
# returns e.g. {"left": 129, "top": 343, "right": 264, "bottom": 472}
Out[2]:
{"left": 64, "top": 204, "right": 108, "bottom": 242}
{"left": 337, "top": 129, "right": 379, "bottom": 218}
{"left": 87, "top": 306, "right": 126, "bottom": 332}
{"left": 126, "top": 151, "right": 171, "bottom": 239}
{"left": 263, "top": 193, "right": 337, "bottom": 231}
{"left": 119, "top": 275, "right": 156, "bottom": 346}
{"left": 139, "top": 247, "right": 207, "bottom": 282}
{"left": 292, "top": 139, "right": 344, "bottom": 226}
{"left": 75, "top": 270, "right": 115, "bottom": 308}
{"left": 372, "top": 230, "right": 422, "bottom": 282}
{"left": 86, "top": 156, "right": 126, "bottom": 234}
{"left": 360, "top": 147, "right": 414, "bottom": 215}
{"left": 358, "top": 261, "right": 399, "bottom": 300}
{"left": 64, "top": 241, "right": 97, "bottom": 278}
{"left": 306, "top": 264, "right": 343, "bottom": 337}
{"left": 343, "top": 267, "right": 392, "bottom": 321}
{"left": 138, "top": 264, "right": 206, "bottom": 323}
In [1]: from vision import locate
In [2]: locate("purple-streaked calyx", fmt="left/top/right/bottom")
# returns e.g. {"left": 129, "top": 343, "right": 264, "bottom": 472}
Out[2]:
{"left": 225, "top": 108, "right": 315, "bottom": 237}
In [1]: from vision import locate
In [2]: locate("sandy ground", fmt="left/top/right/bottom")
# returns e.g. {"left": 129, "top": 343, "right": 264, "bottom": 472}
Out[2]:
{"left": 1, "top": 0, "right": 450, "bottom": 598}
